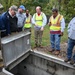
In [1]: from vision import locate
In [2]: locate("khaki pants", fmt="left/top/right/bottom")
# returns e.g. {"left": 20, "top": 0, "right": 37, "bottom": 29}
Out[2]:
{"left": 34, "top": 29, "right": 43, "bottom": 46}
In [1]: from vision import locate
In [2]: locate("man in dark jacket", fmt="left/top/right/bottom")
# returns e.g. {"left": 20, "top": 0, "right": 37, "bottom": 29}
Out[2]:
{"left": 0, "top": 5, "right": 18, "bottom": 36}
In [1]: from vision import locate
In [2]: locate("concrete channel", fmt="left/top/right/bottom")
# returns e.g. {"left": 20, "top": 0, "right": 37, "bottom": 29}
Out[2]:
{"left": 0, "top": 31, "right": 75, "bottom": 75}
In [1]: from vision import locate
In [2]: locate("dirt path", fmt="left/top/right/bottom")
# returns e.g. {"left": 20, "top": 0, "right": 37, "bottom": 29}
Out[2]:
{"left": 33, "top": 43, "right": 75, "bottom": 60}
{"left": 0, "top": 50, "right": 3, "bottom": 72}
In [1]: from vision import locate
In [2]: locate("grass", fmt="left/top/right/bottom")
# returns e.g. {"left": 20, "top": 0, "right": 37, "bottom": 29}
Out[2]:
{"left": 31, "top": 25, "right": 68, "bottom": 48}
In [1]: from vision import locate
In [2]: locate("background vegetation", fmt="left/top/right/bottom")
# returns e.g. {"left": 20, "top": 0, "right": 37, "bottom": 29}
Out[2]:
{"left": 0, "top": 0, "right": 75, "bottom": 22}
{"left": 0, "top": 0, "right": 74, "bottom": 47}
{"left": 31, "top": 25, "right": 68, "bottom": 47}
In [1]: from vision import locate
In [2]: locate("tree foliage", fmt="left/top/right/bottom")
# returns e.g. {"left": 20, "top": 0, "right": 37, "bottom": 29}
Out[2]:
{"left": 0, "top": 0, "right": 75, "bottom": 22}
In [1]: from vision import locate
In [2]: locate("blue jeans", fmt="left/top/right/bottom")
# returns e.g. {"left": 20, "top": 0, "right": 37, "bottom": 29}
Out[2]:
{"left": 67, "top": 38, "right": 75, "bottom": 60}
{"left": 50, "top": 34, "right": 61, "bottom": 50}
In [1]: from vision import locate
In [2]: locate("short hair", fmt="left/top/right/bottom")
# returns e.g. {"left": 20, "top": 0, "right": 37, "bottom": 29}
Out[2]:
{"left": 52, "top": 8, "right": 58, "bottom": 13}
{"left": 26, "top": 9, "right": 29, "bottom": 11}
{"left": 36, "top": 6, "right": 42, "bottom": 11}
{"left": 9, "top": 5, "right": 17, "bottom": 12}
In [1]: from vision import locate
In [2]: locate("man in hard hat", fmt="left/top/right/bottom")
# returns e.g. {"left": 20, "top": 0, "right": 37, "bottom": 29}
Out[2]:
{"left": 16, "top": 5, "right": 26, "bottom": 32}
{"left": 48, "top": 8, "right": 65, "bottom": 55}
{"left": 32, "top": 6, "right": 47, "bottom": 48}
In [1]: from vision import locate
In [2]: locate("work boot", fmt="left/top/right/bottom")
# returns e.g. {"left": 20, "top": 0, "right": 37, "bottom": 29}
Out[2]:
{"left": 38, "top": 45, "right": 43, "bottom": 48}
{"left": 34, "top": 44, "right": 38, "bottom": 48}
{"left": 49, "top": 49, "right": 55, "bottom": 53}
{"left": 64, "top": 58, "right": 71, "bottom": 62}
{"left": 70, "top": 59, "right": 75, "bottom": 65}
{"left": 54, "top": 50, "right": 60, "bottom": 55}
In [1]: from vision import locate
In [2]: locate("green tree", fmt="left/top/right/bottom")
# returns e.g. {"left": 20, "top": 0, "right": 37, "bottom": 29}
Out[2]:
{"left": 0, "top": 0, "right": 75, "bottom": 23}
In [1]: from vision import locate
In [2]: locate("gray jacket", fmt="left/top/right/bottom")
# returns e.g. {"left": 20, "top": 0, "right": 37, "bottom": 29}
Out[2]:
{"left": 16, "top": 12, "right": 25, "bottom": 28}
{"left": 68, "top": 17, "right": 75, "bottom": 40}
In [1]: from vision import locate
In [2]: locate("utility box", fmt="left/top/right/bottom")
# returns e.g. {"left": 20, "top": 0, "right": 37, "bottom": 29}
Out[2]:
{"left": 1, "top": 31, "right": 31, "bottom": 75}
{"left": 1, "top": 32, "right": 75, "bottom": 75}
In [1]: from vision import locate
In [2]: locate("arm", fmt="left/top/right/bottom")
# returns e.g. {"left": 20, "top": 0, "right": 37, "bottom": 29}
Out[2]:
{"left": 2, "top": 13, "right": 11, "bottom": 35}
{"left": 48, "top": 17, "right": 51, "bottom": 26}
{"left": 23, "top": 15, "right": 26, "bottom": 26}
{"left": 60, "top": 18, "right": 65, "bottom": 36}
{"left": 68, "top": 17, "right": 75, "bottom": 29}
{"left": 32, "top": 14, "right": 36, "bottom": 25}
{"left": 40, "top": 13, "right": 47, "bottom": 31}
{"left": 30, "top": 15, "right": 32, "bottom": 23}
{"left": 42, "top": 13, "right": 47, "bottom": 27}
{"left": 68, "top": 17, "right": 75, "bottom": 33}
{"left": 60, "top": 18, "right": 65, "bottom": 32}
{"left": 30, "top": 15, "right": 32, "bottom": 27}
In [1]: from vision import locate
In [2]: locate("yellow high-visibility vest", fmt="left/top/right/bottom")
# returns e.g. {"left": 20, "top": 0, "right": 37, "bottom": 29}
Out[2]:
{"left": 35, "top": 13, "right": 43, "bottom": 26}
{"left": 24, "top": 16, "right": 31, "bottom": 28}
{"left": 49, "top": 14, "right": 63, "bottom": 31}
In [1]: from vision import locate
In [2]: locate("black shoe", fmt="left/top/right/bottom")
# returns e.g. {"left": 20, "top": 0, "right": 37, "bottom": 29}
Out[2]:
{"left": 64, "top": 58, "right": 71, "bottom": 62}
{"left": 70, "top": 59, "right": 75, "bottom": 65}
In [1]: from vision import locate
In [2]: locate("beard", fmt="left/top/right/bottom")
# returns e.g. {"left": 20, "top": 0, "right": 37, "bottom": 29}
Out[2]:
{"left": 26, "top": 13, "right": 29, "bottom": 17}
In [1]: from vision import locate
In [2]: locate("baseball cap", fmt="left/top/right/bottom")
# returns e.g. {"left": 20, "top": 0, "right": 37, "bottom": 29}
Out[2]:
{"left": 10, "top": 5, "right": 18, "bottom": 13}
{"left": 19, "top": 5, "right": 25, "bottom": 10}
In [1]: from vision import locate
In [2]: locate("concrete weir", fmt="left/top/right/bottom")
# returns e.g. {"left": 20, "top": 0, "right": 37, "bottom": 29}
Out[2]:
{"left": 0, "top": 32, "right": 75, "bottom": 75}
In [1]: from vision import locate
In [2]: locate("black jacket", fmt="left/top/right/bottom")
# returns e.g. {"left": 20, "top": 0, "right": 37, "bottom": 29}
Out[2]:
{"left": 1, "top": 11, "right": 18, "bottom": 35}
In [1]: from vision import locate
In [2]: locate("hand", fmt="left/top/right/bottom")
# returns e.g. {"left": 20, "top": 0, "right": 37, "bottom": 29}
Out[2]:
{"left": 48, "top": 23, "right": 50, "bottom": 26}
{"left": 60, "top": 32, "right": 63, "bottom": 36}
{"left": 26, "top": 22, "right": 30, "bottom": 23}
{"left": 41, "top": 27, "right": 44, "bottom": 31}
{"left": 48, "top": 22, "right": 51, "bottom": 26}
{"left": 8, "top": 34, "right": 10, "bottom": 36}
{"left": 35, "top": 24, "right": 38, "bottom": 26}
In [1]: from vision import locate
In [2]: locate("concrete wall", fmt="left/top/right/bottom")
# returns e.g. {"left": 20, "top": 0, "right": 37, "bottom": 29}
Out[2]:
{"left": 16, "top": 54, "right": 75, "bottom": 75}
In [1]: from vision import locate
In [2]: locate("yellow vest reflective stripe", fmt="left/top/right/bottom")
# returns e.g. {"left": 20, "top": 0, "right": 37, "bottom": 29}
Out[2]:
{"left": 24, "top": 16, "right": 31, "bottom": 28}
{"left": 35, "top": 13, "right": 43, "bottom": 26}
{"left": 50, "top": 26, "right": 61, "bottom": 31}
{"left": 50, "top": 14, "right": 63, "bottom": 31}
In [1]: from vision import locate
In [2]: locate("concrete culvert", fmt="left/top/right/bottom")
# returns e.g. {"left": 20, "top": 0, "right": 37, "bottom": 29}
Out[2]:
{"left": 0, "top": 32, "right": 75, "bottom": 75}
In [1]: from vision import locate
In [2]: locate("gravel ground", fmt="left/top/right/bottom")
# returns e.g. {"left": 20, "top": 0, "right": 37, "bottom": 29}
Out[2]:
{"left": 0, "top": 50, "right": 3, "bottom": 72}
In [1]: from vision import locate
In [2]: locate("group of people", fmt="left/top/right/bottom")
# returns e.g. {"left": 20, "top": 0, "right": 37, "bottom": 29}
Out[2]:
{"left": 0, "top": 5, "right": 75, "bottom": 65}
{"left": 48, "top": 9, "right": 75, "bottom": 65}
{"left": 49, "top": 9, "right": 75, "bottom": 65}
{"left": 0, "top": 5, "right": 32, "bottom": 36}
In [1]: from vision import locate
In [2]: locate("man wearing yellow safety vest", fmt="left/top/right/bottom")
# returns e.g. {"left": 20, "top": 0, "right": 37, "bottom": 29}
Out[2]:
{"left": 32, "top": 6, "right": 47, "bottom": 48}
{"left": 48, "top": 9, "right": 65, "bottom": 55}
{"left": 23, "top": 10, "right": 32, "bottom": 32}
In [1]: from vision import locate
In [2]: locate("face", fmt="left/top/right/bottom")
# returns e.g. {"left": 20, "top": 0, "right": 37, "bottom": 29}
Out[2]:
{"left": 36, "top": 8, "right": 41, "bottom": 14}
{"left": 18, "top": 8, "right": 23, "bottom": 13}
{"left": 26, "top": 10, "right": 29, "bottom": 14}
{"left": 10, "top": 9, "right": 16, "bottom": 16}
{"left": 52, "top": 11, "right": 58, "bottom": 18}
